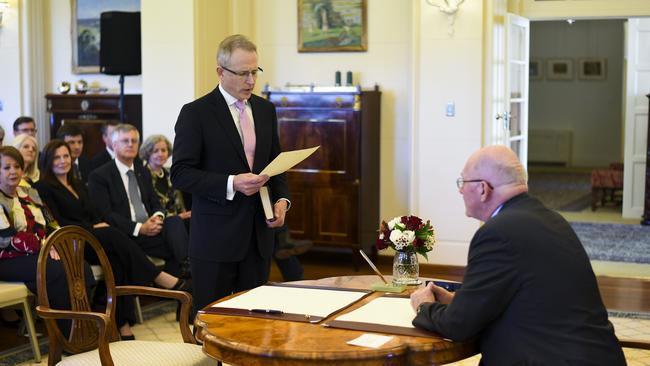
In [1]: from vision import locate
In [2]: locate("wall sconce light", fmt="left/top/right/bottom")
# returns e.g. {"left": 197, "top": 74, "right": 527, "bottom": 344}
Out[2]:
{"left": 425, "top": 0, "right": 466, "bottom": 36}
{"left": 0, "top": 1, "right": 9, "bottom": 27}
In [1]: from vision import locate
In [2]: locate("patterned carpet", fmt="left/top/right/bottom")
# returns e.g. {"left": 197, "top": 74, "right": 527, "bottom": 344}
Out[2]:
{"left": 572, "top": 222, "right": 650, "bottom": 264}
{"left": 528, "top": 171, "right": 592, "bottom": 211}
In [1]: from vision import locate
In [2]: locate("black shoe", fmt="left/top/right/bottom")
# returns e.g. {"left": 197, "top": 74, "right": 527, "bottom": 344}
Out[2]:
{"left": 275, "top": 239, "right": 313, "bottom": 259}
{"left": 120, "top": 334, "right": 136, "bottom": 341}
{"left": 171, "top": 278, "right": 192, "bottom": 292}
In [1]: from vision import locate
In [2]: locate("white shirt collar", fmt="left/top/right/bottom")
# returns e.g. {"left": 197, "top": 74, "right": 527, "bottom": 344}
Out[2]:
{"left": 114, "top": 158, "right": 135, "bottom": 176}
{"left": 491, "top": 204, "right": 504, "bottom": 218}
{"left": 219, "top": 84, "right": 247, "bottom": 106}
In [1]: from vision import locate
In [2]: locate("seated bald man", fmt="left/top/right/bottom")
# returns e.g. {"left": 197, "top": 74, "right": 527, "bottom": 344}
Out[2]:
{"left": 410, "top": 145, "right": 625, "bottom": 365}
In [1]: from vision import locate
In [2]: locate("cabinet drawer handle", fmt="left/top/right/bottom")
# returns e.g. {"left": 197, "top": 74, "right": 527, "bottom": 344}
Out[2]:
{"left": 278, "top": 118, "right": 346, "bottom": 123}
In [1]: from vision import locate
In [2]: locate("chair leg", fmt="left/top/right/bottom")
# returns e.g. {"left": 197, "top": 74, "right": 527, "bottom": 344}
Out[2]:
{"left": 21, "top": 298, "right": 41, "bottom": 362}
{"left": 134, "top": 296, "right": 144, "bottom": 324}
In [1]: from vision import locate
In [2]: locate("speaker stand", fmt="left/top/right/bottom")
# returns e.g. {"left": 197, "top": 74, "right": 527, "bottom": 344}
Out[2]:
{"left": 118, "top": 74, "right": 125, "bottom": 122}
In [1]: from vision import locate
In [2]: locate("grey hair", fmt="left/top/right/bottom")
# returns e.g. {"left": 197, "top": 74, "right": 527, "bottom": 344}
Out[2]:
{"left": 217, "top": 34, "right": 257, "bottom": 67}
{"left": 110, "top": 124, "right": 140, "bottom": 144}
{"left": 139, "top": 134, "right": 172, "bottom": 162}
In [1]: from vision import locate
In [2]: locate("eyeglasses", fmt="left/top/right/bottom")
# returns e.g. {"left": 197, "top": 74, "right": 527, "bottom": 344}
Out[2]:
{"left": 17, "top": 127, "right": 37, "bottom": 134}
{"left": 221, "top": 65, "right": 263, "bottom": 78}
{"left": 456, "top": 178, "right": 494, "bottom": 190}
{"left": 117, "top": 138, "right": 139, "bottom": 145}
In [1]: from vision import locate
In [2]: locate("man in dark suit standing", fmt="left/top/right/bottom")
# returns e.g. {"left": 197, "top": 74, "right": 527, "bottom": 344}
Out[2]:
{"left": 55, "top": 124, "right": 91, "bottom": 184}
{"left": 410, "top": 145, "right": 625, "bottom": 365}
{"left": 171, "top": 34, "right": 289, "bottom": 316}
{"left": 88, "top": 124, "right": 189, "bottom": 278}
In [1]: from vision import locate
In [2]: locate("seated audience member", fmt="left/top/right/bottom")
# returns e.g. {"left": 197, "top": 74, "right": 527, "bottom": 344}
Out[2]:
{"left": 139, "top": 135, "right": 191, "bottom": 220}
{"left": 13, "top": 116, "right": 37, "bottom": 138}
{"left": 36, "top": 140, "right": 190, "bottom": 340}
{"left": 88, "top": 124, "right": 190, "bottom": 278}
{"left": 90, "top": 120, "right": 119, "bottom": 171}
{"left": 0, "top": 125, "right": 5, "bottom": 145}
{"left": 410, "top": 145, "right": 625, "bottom": 365}
{"left": 55, "top": 124, "right": 91, "bottom": 184}
{"left": 11, "top": 134, "right": 39, "bottom": 186}
{"left": 0, "top": 146, "right": 93, "bottom": 338}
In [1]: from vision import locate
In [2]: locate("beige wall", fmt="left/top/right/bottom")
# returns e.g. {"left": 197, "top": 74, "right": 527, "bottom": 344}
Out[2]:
{"left": 0, "top": 0, "right": 21, "bottom": 136}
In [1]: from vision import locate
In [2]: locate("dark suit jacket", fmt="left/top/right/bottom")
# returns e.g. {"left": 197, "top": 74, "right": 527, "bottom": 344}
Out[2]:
{"left": 77, "top": 155, "right": 92, "bottom": 184}
{"left": 90, "top": 149, "right": 112, "bottom": 172}
{"left": 34, "top": 180, "right": 99, "bottom": 232}
{"left": 88, "top": 160, "right": 163, "bottom": 236}
{"left": 413, "top": 194, "right": 625, "bottom": 365}
{"left": 170, "top": 87, "right": 289, "bottom": 262}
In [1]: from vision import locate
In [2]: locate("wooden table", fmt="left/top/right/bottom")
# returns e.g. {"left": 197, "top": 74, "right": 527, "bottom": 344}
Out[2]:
{"left": 195, "top": 275, "right": 478, "bottom": 365}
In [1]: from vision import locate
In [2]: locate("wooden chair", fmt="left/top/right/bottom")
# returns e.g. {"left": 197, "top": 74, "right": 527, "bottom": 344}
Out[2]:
{"left": 0, "top": 281, "right": 41, "bottom": 362}
{"left": 35, "top": 225, "right": 212, "bottom": 366}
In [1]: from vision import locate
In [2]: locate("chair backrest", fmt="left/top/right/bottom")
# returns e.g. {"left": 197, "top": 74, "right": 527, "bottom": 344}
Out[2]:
{"left": 36, "top": 225, "right": 119, "bottom": 355}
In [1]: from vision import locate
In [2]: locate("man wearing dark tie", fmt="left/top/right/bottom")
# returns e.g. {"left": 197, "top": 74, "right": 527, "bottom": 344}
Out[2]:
{"left": 89, "top": 124, "right": 190, "bottom": 278}
{"left": 55, "top": 124, "right": 91, "bottom": 184}
{"left": 171, "top": 34, "right": 289, "bottom": 317}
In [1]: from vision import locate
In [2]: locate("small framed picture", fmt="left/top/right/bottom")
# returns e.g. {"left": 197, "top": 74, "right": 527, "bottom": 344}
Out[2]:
{"left": 578, "top": 58, "right": 607, "bottom": 81}
{"left": 529, "top": 58, "right": 543, "bottom": 81}
{"left": 297, "top": 0, "right": 367, "bottom": 52}
{"left": 546, "top": 59, "right": 573, "bottom": 80}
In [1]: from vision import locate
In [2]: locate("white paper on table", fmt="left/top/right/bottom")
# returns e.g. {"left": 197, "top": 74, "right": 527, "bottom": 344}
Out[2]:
{"left": 260, "top": 146, "right": 320, "bottom": 177}
{"left": 347, "top": 334, "right": 394, "bottom": 349}
{"left": 334, "top": 297, "right": 417, "bottom": 328}
{"left": 212, "top": 285, "right": 367, "bottom": 318}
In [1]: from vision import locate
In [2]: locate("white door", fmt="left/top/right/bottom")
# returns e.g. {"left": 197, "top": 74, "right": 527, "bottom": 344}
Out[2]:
{"left": 504, "top": 14, "right": 530, "bottom": 168}
{"left": 623, "top": 18, "right": 650, "bottom": 219}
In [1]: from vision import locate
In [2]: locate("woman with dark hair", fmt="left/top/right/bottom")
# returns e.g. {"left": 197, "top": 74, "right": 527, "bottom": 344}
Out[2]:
{"left": 35, "top": 140, "right": 189, "bottom": 340}
{"left": 0, "top": 146, "right": 93, "bottom": 338}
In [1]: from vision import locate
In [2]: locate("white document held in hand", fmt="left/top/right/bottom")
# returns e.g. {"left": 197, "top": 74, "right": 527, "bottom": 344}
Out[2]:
{"left": 259, "top": 146, "right": 320, "bottom": 220}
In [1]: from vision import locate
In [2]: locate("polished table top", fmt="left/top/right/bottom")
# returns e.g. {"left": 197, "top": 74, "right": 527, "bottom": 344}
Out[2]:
{"left": 195, "top": 275, "right": 477, "bottom": 365}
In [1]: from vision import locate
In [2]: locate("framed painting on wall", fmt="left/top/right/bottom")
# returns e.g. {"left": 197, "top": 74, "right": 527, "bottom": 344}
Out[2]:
{"left": 546, "top": 59, "right": 573, "bottom": 81}
{"left": 298, "top": 0, "right": 367, "bottom": 52}
{"left": 71, "top": 0, "right": 141, "bottom": 74}
{"left": 529, "top": 58, "right": 543, "bottom": 81}
{"left": 578, "top": 58, "right": 607, "bottom": 81}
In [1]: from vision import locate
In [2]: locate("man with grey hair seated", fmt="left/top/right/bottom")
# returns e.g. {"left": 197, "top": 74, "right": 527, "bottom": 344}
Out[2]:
{"left": 88, "top": 124, "right": 191, "bottom": 280}
{"left": 410, "top": 145, "right": 625, "bottom": 365}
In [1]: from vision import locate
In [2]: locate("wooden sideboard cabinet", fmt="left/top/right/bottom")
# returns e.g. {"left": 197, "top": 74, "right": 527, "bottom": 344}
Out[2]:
{"left": 264, "top": 86, "right": 381, "bottom": 262}
{"left": 45, "top": 94, "right": 142, "bottom": 158}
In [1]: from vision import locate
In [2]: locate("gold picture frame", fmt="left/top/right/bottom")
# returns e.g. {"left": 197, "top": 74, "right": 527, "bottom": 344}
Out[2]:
{"left": 298, "top": 0, "right": 367, "bottom": 53}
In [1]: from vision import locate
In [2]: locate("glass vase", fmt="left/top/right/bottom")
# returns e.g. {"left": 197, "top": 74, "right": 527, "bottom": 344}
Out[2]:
{"left": 392, "top": 251, "right": 421, "bottom": 285}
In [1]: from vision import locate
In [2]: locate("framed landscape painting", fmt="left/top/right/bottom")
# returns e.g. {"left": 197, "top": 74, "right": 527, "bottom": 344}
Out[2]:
{"left": 298, "top": 0, "right": 367, "bottom": 53}
{"left": 578, "top": 58, "right": 607, "bottom": 81}
{"left": 71, "top": 0, "right": 140, "bottom": 74}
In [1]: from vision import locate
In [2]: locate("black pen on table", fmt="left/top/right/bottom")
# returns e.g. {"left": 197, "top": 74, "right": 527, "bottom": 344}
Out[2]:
{"left": 250, "top": 309, "right": 284, "bottom": 315}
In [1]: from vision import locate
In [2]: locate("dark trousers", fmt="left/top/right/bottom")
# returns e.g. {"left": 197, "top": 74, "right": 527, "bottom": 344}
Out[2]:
{"left": 87, "top": 226, "right": 162, "bottom": 327}
{"left": 190, "top": 231, "right": 270, "bottom": 317}
{"left": 134, "top": 216, "right": 188, "bottom": 277}
{"left": 0, "top": 255, "right": 95, "bottom": 338}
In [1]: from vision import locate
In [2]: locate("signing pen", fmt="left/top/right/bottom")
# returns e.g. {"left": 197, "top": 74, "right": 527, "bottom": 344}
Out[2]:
{"left": 250, "top": 309, "right": 284, "bottom": 315}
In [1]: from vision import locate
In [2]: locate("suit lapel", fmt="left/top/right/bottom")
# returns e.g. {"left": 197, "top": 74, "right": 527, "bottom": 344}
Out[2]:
{"left": 211, "top": 88, "right": 249, "bottom": 170}
{"left": 249, "top": 95, "right": 269, "bottom": 173}
{"left": 109, "top": 161, "right": 130, "bottom": 212}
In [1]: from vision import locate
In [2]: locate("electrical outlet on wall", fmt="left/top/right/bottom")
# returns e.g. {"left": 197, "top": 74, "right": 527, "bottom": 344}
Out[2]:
{"left": 0, "top": 99, "right": 3, "bottom": 111}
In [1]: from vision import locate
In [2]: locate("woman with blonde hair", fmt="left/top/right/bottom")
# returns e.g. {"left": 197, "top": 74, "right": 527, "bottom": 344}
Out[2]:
{"left": 11, "top": 134, "right": 40, "bottom": 186}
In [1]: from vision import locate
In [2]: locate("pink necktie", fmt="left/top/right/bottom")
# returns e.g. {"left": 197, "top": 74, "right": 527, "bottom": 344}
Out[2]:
{"left": 235, "top": 100, "right": 256, "bottom": 170}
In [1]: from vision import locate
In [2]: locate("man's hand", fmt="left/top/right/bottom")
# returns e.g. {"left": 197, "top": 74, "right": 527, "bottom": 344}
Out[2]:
{"left": 267, "top": 200, "right": 288, "bottom": 228}
{"left": 93, "top": 222, "right": 110, "bottom": 229}
{"left": 49, "top": 246, "right": 61, "bottom": 260}
{"left": 139, "top": 216, "right": 163, "bottom": 236}
{"left": 430, "top": 283, "right": 455, "bottom": 304}
{"left": 179, "top": 211, "right": 191, "bottom": 220}
{"left": 233, "top": 173, "right": 269, "bottom": 196}
{"left": 410, "top": 282, "right": 437, "bottom": 311}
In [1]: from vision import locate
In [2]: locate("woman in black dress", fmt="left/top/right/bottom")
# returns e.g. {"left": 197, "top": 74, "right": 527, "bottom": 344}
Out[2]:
{"left": 35, "top": 140, "right": 189, "bottom": 340}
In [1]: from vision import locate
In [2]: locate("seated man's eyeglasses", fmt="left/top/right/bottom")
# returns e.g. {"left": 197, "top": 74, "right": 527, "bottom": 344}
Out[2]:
{"left": 221, "top": 66, "right": 263, "bottom": 78}
{"left": 17, "top": 127, "right": 37, "bottom": 134}
{"left": 456, "top": 178, "right": 494, "bottom": 190}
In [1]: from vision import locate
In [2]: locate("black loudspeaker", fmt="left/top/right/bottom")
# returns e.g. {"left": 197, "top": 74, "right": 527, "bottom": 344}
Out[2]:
{"left": 100, "top": 11, "right": 141, "bottom": 75}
